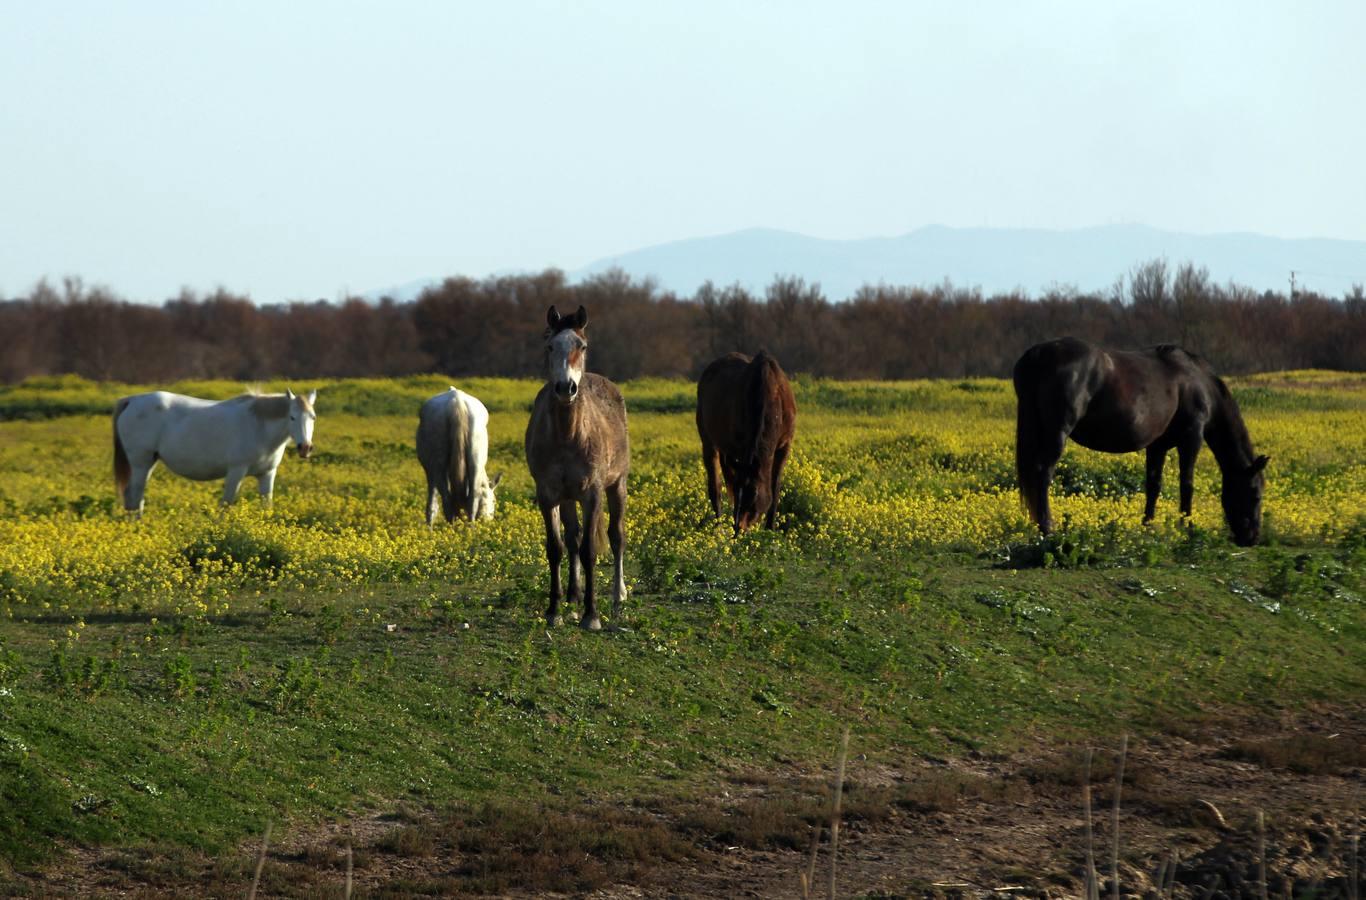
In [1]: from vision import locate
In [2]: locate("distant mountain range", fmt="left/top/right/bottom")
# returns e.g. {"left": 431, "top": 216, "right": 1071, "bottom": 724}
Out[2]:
{"left": 367, "top": 224, "right": 1366, "bottom": 302}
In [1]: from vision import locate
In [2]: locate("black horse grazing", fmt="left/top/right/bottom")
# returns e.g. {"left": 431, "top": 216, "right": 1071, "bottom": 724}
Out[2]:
{"left": 1013, "top": 337, "right": 1268, "bottom": 546}
{"left": 696, "top": 351, "right": 797, "bottom": 533}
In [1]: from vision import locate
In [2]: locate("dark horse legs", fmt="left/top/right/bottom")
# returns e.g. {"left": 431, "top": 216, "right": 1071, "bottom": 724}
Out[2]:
{"left": 1032, "top": 427, "right": 1070, "bottom": 535}
{"left": 607, "top": 477, "right": 627, "bottom": 620}
{"left": 1143, "top": 446, "right": 1166, "bottom": 522}
{"left": 560, "top": 500, "right": 582, "bottom": 610}
{"left": 543, "top": 489, "right": 624, "bottom": 631}
{"left": 765, "top": 442, "right": 790, "bottom": 529}
{"left": 1177, "top": 435, "right": 1201, "bottom": 517}
{"left": 1144, "top": 433, "right": 1202, "bottom": 523}
{"left": 540, "top": 503, "right": 564, "bottom": 626}
{"left": 578, "top": 489, "right": 603, "bottom": 631}
{"left": 701, "top": 437, "right": 723, "bottom": 518}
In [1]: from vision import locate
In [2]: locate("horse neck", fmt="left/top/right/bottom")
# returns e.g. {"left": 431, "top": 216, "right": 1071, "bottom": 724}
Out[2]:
{"left": 255, "top": 409, "right": 292, "bottom": 452}
{"left": 1204, "top": 385, "right": 1255, "bottom": 476}
{"left": 548, "top": 392, "right": 593, "bottom": 445}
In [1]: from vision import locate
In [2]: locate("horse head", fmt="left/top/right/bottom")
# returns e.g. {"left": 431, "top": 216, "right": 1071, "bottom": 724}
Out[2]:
{"left": 545, "top": 305, "right": 588, "bottom": 405}
{"left": 732, "top": 455, "right": 771, "bottom": 534}
{"left": 1221, "top": 454, "right": 1268, "bottom": 546}
{"left": 285, "top": 388, "right": 318, "bottom": 459}
{"left": 472, "top": 471, "right": 504, "bottom": 521}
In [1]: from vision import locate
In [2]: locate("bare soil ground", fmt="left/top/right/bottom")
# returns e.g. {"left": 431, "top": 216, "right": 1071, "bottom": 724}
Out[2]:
{"left": 13, "top": 705, "right": 1363, "bottom": 899}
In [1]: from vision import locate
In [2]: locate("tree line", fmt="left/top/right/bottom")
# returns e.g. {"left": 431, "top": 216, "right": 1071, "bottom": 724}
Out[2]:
{"left": 2, "top": 261, "right": 1363, "bottom": 385}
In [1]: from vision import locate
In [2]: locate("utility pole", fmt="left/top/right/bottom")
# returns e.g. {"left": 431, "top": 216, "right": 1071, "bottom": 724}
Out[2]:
{"left": 1289, "top": 270, "right": 1297, "bottom": 301}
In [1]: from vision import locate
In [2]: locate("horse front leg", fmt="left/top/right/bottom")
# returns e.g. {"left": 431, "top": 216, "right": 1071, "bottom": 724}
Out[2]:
{"left": 1177, "top": 436, "right": 1202, "bottom": 518}
{"left": 257, "top": 468, "right": 277, "bottom": 507}
{"left": 221, "top": 465, "right": 248, "bottom": 508}
{"left": 1143, "top": 446, "right": 1166, "bottom": 523}
{"left": 540, "top": 502, "right": 565, "bottom": 626}
{"left": 765, "top": 443, "right": 791, "bottom": 530}
{"left": 578, "top": 489, "right": 603, "bottom": 631}
{"left": 123, "top": 459, "right": 154, "bottom": 518}
{"left": 560, "top": 500, "right": 583, "bottom": 619}
{"left": 606, "top": 477, "right": 628, "bottom": 622}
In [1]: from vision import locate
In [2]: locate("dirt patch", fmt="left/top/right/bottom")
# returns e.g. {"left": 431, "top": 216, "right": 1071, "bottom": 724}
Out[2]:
{"left": 9, "top": 706, "right": 1363, "bottom": 898}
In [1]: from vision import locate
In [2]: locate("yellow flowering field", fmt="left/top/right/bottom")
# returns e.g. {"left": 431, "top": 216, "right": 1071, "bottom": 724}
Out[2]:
{"left": 0, "top": 371, "right": 1363, "bottom": 619}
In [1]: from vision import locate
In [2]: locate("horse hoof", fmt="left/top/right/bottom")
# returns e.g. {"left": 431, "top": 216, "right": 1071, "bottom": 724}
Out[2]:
{"left": 567, "top": 610, "right": 580, "bottom": 623}
{"left": 581, "top": 616, "right": 602, "bottom": 632}
{"left": 547, "top": 614, "right": 563, "bottom": 627}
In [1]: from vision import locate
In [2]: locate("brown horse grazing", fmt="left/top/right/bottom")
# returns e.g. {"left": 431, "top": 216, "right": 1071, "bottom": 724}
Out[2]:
{"left": 525, "top": 305, "right": 630, "bottom": 630}
{"left": 1013, "top": 337, "right": 1268, "bottom": 546}
{"left": 696, "top": 350, "right": 797, "bottom": 533}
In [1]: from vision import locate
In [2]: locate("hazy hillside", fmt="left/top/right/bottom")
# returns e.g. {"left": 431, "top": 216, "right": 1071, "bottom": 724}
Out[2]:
{"left": 571, "top": 224, "right": 1366, "bottom": 299}
{"left": 366, "top": 225, "right": 1366, "bottom": 303}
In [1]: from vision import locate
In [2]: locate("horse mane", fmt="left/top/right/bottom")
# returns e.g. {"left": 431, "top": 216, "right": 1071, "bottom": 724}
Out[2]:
{"left": 234, "top": 391, "right": 313, "bottom": 421}
{"left": 1207, "top": 374, "right": 1255, "bottom": 462}
{"left": 239, "top": 394, "right": 289, "bottom": 420}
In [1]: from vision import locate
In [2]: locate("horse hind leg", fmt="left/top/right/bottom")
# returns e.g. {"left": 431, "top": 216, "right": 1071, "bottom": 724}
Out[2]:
{"left": 1143, "top": 446, "right": 1166, "bottom": 523}
{"left": 424, "top": 482, "right": 441, "bottom": 528}
{"left": 607, "top": 477, "right": 627, "bottom": 622}
{"left": 701, "top": 437, "right": 723, "bottom": 519}
{"left": 220, "top": 465, "right": 248, "bottom": 508}
{"left": 1017, "top": 383, "right": 1077, "bottom": 536}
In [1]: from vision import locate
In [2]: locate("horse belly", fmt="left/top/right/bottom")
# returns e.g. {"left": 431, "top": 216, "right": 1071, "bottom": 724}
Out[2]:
{"left": 155, "top": 423, "right": 232, "bottom": 481}
{"left": 1070, "top": 397, "right": 1174, "bottom": 453}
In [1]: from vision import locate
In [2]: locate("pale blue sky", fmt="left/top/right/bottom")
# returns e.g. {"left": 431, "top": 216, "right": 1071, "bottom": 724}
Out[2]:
{"left": 2, "top": 2, "right": 1362, "bottom": 302}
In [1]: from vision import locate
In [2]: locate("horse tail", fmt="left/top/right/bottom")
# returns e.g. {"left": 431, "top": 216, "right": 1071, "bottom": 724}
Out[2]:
{"left": 447, "top": 392, "right": 471, "bottom": 516}
{"left": 113, "top": 397, "right": 132, "bottom": 505}
{"left": 463, "top": 406, "right": 483, "bottom": 515}
{"left": 1012, "top": 353, "right": 1045, "bottom": 527}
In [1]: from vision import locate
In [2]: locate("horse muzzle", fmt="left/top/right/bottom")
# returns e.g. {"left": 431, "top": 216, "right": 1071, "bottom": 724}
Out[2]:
{"left": 553, "top": 380, "right": 580, "bottom": 404}
{"left": 297, "top": 443, "right": 314, "bottom": 460}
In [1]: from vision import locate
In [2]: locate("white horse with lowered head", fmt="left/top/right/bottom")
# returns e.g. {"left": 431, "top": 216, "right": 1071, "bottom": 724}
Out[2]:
{"left": 114, "top": 388, "right": 317, "bottom": 515}
{"left": 417, "top": 386, "right": 502, "bottom": 525}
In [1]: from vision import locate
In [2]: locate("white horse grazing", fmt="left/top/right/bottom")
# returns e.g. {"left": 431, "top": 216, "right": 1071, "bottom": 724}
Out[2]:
{"left": 114, "top": 388, "right": 317, "bottom": 514}
{"left": 416, "top": 386, "right": 502, "bottom": 525}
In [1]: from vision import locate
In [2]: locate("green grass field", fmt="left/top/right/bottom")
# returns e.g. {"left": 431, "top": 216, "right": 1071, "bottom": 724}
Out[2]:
{"left": 0, "top": 373, "right": 1362, "bottom": 893}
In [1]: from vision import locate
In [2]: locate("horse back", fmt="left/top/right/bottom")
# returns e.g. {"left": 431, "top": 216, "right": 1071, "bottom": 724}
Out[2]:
{"left": 697, "top": 354, "right": 748, "bottom": 449}
{"left": 697, "top": 351, "right": 795, "bottom": 459}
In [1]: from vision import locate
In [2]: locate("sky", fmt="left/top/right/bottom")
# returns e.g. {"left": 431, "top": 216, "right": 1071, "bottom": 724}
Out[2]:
{"left": 2, "top": 1, "right": 1364, "bottom": 304}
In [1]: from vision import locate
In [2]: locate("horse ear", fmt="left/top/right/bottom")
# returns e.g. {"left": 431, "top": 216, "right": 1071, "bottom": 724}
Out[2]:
{"left": 285, "top": 387, "right": 295, "bottom": 400}
{"left": 307, "top": 389, "right": 317, "bottom": 405}
{"left": 1249, "top": 455, "right": 1269, "bottom": 475}
{"left": 572, "top": 305, "right": 588, "bottom": 329}
{"left": 546, "top": 306, "right": 561, "bottom": 329}
{"left": 490, "top": 472, "right": 504, "bottom": 491}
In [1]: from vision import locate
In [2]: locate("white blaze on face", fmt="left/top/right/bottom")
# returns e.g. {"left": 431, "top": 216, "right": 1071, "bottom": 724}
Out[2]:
{"left": 549, "top": 329, "right": 586, "bottom": 402}
{"left": 288, "top": 390, "right": 317, "bottom": 457}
